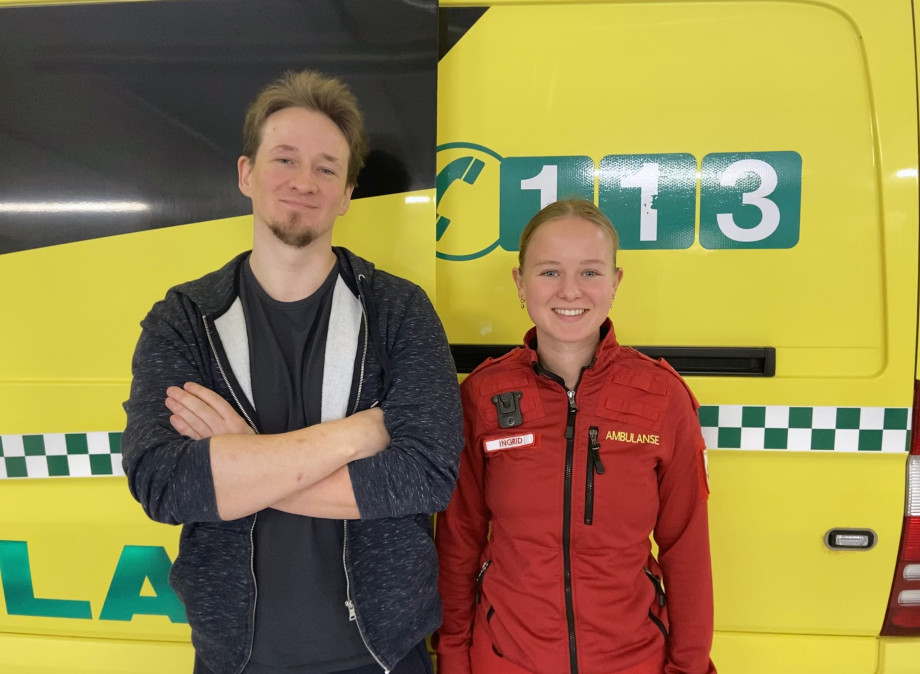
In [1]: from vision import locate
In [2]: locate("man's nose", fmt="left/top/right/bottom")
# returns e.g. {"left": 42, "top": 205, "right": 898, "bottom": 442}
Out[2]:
{"left": 290, "top": 168, "right": 317, "bottom": 192}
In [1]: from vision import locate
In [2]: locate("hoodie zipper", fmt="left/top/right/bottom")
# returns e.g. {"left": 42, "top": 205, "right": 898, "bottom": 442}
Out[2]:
{"left": 584, "top": 426, "right": 604, "bottom": 525}
{"left": 351, "top": 278, "right": 371, "bottom": 415}
{"left": 203, "top": 317, "right": 259, "bottom": 433}
{"left": 340, "top": 279, "right": 390, "bottom": 672}
{"left": 202, "top": 315, "right": 260, "bottom": 674}
{"left": 206, "top": 258, "right": 383, "bottom": 673}
{"left": 343, "top": 522, "right": 390, "bottom": 672}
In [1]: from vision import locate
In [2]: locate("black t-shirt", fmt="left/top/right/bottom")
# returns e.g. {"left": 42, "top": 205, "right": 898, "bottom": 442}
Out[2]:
{"left": 238, "top": 258, "right": 375, "bottom": 673}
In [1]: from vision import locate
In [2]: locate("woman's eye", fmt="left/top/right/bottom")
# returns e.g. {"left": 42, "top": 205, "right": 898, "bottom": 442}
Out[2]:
{"left": 540, "top": 270, "right": 559, "bottom": 277}
{"left": 583, "top": 270, "right": 599, "bottom": 277}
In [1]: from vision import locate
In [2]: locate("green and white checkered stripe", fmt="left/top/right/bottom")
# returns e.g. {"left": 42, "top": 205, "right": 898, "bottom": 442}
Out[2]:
{"left": 0, "top": 432, "right": 123, "bottom": 479}
{"left": 699, "top": 405, "right": 912, "bottom": 452}
{"left": 1, "top": 406, "right": 912, "bottom": 478}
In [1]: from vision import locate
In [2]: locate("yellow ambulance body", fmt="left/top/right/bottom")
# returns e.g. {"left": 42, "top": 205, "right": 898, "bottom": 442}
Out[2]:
{"left": 1, "top": 0, "right": 919, "bottom": 672}
{"left": 436, "top": 1, "right": 920, "bottom": 672}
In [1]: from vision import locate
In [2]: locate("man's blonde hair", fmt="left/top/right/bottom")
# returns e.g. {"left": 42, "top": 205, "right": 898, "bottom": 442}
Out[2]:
{"left": 242, "top": 69, "right": 369, "bottom": 186}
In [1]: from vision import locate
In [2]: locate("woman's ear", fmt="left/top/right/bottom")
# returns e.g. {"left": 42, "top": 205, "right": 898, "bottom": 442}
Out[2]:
{"left": 512, "top": 267, "right": 524, "bottom": 300}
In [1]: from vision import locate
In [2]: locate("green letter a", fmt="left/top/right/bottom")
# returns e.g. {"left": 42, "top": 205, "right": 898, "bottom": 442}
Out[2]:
{"left": 100, "top": 546, "right": 186, "bottom": 623}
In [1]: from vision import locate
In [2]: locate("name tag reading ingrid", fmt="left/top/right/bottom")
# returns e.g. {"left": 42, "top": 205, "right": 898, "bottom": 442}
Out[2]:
{"left": 483, "top": 433, "right": 537, "bottom": 453}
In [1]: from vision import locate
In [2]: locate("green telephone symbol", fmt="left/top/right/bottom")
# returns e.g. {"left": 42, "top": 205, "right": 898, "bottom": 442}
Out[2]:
{"left": 436, "top": 156, "right": 485, "bottom": 240}
{"left": 436, "top": 142, "right": 505, "bottom": 261}
{"left": 436, "top": 154, "right": 502, "bottom": 261}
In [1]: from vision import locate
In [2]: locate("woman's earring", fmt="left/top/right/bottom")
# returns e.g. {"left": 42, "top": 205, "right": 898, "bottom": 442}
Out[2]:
{"left": 520, "top": 298, "right": 526, "bottom": 309}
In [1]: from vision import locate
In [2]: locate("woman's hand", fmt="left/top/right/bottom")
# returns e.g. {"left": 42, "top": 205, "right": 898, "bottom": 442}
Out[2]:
{"left": 165, "top": 381, "right": 254, "bottom": 440}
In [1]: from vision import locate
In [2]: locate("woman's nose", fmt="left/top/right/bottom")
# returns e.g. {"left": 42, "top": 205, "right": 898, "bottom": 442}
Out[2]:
{"left": 559, "top": 276, "right": 581, "bottom": 299}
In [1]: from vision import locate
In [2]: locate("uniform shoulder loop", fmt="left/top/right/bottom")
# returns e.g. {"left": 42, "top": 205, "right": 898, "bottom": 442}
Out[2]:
{"left": 654, "top": 357, "right": 701, "bottom": 410}
{"left": 619, "top": 345, "right": 657, "bottom": 365}
{"left": 466, "top": 347, "right": 525, "bottom": 379}
{"left": 470, "top": 349, "right": 517, "bottom": 377}
{"left": 613, "top": 348, "right": 700, "bottom": 408}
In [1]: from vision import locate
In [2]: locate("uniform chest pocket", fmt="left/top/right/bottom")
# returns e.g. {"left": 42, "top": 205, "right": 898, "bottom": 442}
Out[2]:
{"left": 472, "top": 372, "right": 546, "bottom": 429}
{"left": 580, "top": 421, "right": 661, "bottom": 544}
{"left": 593, "top": 385, "right": 665, "bottom": 467}
{"left": 481, "top": 429, "right": 556, "bottom": 522}
{"left": 594, "top": 370, "right": 668, "bottom": 430}
{"left": 586, "top": 381, "right": 666, "bottom": 541}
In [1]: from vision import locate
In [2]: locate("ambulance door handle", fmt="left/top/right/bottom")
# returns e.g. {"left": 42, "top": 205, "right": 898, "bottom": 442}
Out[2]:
{"left": 824, "top": 528, "right": 877, "bottom": 551}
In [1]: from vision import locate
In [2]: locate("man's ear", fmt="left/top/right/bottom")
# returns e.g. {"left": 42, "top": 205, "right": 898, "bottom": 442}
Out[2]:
{"left": 238, "top": 156, "right": 253, "bottom": 197}
{"left": 338, "top": 183, "right": 355, "bottom": 216}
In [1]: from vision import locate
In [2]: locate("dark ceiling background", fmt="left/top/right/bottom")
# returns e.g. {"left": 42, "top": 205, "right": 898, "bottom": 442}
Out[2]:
{"left": 0, "top": 0, "right": 437, "bottom": 255}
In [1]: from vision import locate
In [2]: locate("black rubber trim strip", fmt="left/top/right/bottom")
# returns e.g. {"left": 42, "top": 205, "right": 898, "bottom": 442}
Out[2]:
{"left": 439, "top": 7, "right": 489, "bottom": 59}
{"left": 451, "top": 344, "right": 776, "bottom": 377}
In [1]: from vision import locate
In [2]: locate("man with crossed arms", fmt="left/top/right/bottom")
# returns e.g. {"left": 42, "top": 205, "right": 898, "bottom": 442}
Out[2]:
{"left": 123, "top": 70, "right": 462, "bottom": 674}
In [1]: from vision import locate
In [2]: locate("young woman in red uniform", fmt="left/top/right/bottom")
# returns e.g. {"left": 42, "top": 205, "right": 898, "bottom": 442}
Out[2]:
{"left": 434, "top": 199, "right": 717, "bottom": 674}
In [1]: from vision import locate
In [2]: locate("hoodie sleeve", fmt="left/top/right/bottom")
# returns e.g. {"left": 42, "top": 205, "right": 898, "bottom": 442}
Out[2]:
{"left": 121, "top": 293, "right": 222, "bottom": 525}
{"left": 348, "top": 284, "right": 464, "bottom": 519}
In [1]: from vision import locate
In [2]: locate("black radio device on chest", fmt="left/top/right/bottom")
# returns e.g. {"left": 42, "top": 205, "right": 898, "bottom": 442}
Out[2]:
{"left": 492, "top": 391, "right": 523, "bottom": 428}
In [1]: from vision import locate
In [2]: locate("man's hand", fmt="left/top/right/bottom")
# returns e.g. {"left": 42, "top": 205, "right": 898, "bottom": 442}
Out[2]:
{"left": 165, "top": 382, "right": 390, "bottom": 457}
{"left": 166, "top": 382, "right": 254, "bottom": 440}
{"left": 165, "top": 381, "right": 392, "bottom": 519}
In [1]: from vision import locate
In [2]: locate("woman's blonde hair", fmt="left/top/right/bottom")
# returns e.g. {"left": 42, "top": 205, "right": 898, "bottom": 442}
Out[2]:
{"left": 518, "top": 199, "right": 619, "bottom": 268}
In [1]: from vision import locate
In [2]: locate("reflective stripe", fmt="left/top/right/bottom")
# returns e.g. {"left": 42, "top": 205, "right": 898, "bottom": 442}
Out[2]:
{"left": 0, "top": 432, "right": 123, "bottom": 479}
{"left": 698, "top": 405, "right": 911, "bottom": 452}
{"left": 3, "top": 403, "right": 911, "bottom": 479}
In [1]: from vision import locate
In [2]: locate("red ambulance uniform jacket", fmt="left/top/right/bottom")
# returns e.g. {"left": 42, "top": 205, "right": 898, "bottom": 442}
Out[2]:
{"left": 435, "top": 321, "right": 716, "bottom": 674}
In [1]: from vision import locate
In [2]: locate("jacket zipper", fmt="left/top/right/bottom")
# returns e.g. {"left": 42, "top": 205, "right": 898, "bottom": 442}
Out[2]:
{"left": 532, "top": 365, "right": 587, "bottom": 674}
{"left": 643, "top": 567, "right": 669, "bottom": 641}
{"left": 202, "top": 315, "right": 260, "bottom": 674}
{"left": 534, "top": 362, "right": 586, "bottom": 674}
{"left": 340, "top": 287, "right": 390, "bottom": 673}
{"left": 584, "top": 426, "right": 604, "bottom": 526}
{"left": 474, "top": 559, "right": 492, "bottom": 604}
{"left": 643, "top": 566, "right": 666, "bottom": 608}
{"left": 562, "top": 385, "right": 580, "bottom": 674}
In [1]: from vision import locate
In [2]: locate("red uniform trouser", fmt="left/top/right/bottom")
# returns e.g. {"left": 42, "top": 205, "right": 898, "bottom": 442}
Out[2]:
{"left": 470, "top": 616, "right": 665, "bottom": 674}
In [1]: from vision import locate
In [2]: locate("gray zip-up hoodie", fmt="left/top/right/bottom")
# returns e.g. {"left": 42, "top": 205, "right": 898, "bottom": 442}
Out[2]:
{"left": 122, "top": 247, "right": 463, "bottom": 673}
